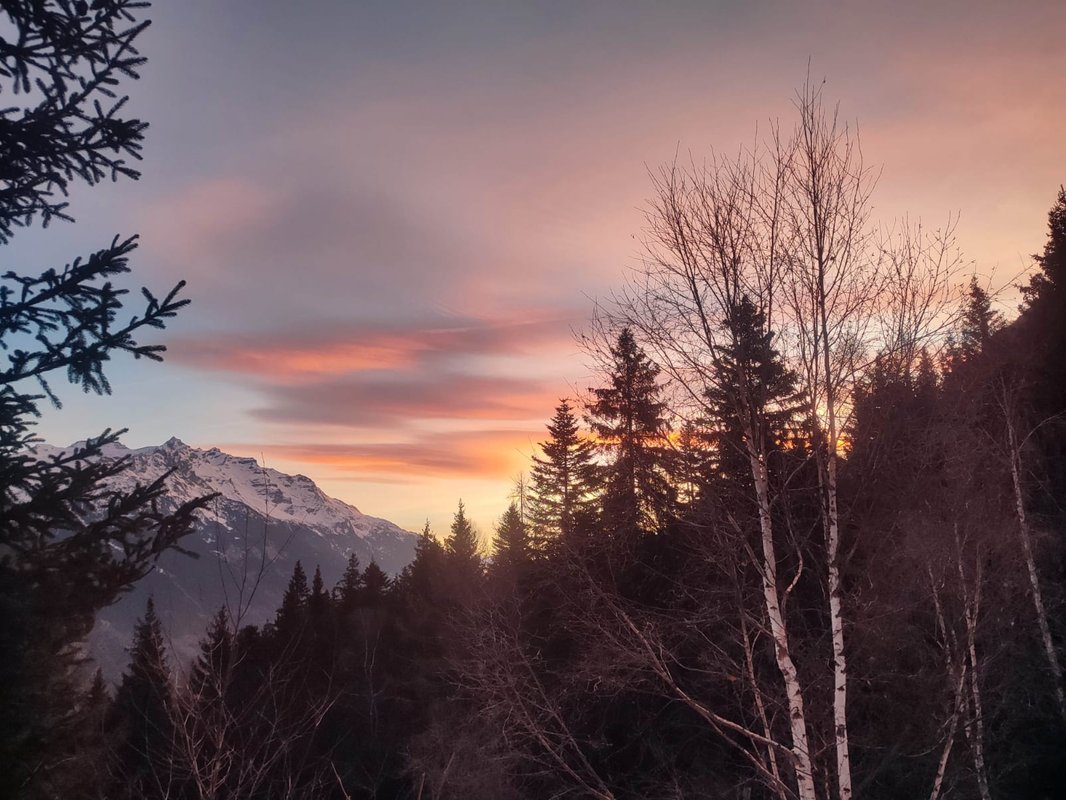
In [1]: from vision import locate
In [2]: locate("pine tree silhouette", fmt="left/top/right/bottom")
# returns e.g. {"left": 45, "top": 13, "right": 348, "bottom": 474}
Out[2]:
{"left": 0, "top": 4, "right": 205, "bottom": 792}
{"left": 958, "top": 277, "right": 1003, "bottom": 361}
{"left": 588, "top": 328, "right": 674, "bottom": 537}
{"left": 445, "top": 499, "right": 483, "bottom": 582}
{"left": 705, "top": 296, "right": 799, "bottom": 490}
{"left": 189, "top": 608, "right": 233, "bottom": 703}
{"left": 275, "top": 561, "right": 310, "bottom": 640}
{"left": 335, "top": 553, "right": 364, "bottom": 610}
{"left": 109, "top": 598, "right": 174, "bottom": 798}
{"left": 529, "top": 399, "right": 600, "bottom": 545}
{"left": 491, "top": 501, "right": 532, "bottom": 592}
{"left": 402, "top": 520, "right": 445, "bottom": 602}
{"left": 361, "top": 561, "right": 391, "bottom": 603}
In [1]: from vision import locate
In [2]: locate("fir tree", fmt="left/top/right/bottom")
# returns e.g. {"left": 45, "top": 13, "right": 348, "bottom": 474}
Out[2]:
{"left": 275, "top": 561, "right": 310, "bottom": 639}
{"left": 705, "top": 296, "right": 798, "bottom": 489}
{"left": 1023, "top": 186, "right": 1066, "bottom": 308}
{"left": 492, "top": 501, "right": 531, "bottom": 584}
{"left": 673, "top": 419, "right": 716, "bottom": 511}
{"left": 309, "top": 564, "right": 329, "bottom": 618}
{"left": 587, "top": 328, "right": 674, "bottom": 536}
{"left": 402, "top": 521, "right": 446, "bottom": 602}
{"left": 0, "top": 4, "right": 204, "bottom": 792}
{"left": 529, "top": 399, "right": 600, "bottom": 544}
{"left": 109, "top": 598, "right": 174, "bottom": 798}
{"left": 445, "top": 500, "right": 484, "bottom": 590}
{"left": 1012, "top": 188, "right": 1066, "bottom": 535}
{"left": 335, "top": 553, "right": 364, "bottom": 610}
{"left": 88, "top": 668, "right": 110, "bottom": 711}
{"left": 189, "top": 608, "right": 233, "bottom": 703}
{"left": 957, "top": 277, "right": 1003, "bottom": 361}
{"left": 361, "top": 561, "right": 391, "bottom": 602}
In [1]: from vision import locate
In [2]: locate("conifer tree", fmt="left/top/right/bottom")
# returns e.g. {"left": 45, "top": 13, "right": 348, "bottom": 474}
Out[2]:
{"left": 403, "top": 520, "right": 446, "bottom": 602}
{"left": 705, "top": 296, "right": 798, "bottom": 491}
{"left": 335, "top": 553, "right": 364, "bottom": 610}
{"left": 445, "top": 500, "right": 484, "bottom": 584}
{"left": 492, "top": 501, "right": 531, "bottom": 584}
{"left": 189, "top": 608, "right": 233, "bottom": 703}
{"left": 275, "top": 561, "right": 310, "bottom": 638}
{"left": 361, "top": 561, "right": 391, "bottom": 602}
{"left": 1017, "top": 187, "right": 1066, "bottom": 478}
{"left": 587, "top": 328, "right": 674, "bottom": 535}
{"left": 109, "top": 598, "right": 174, "bottom": 798}
{"left": 672, "top": 419, "right": 716, "bottom": 512}
{"left": 957, "top": 277, "right": 1003, "bottom": 361}
{"left": 88, "top": 668, "right": 110, "bottom": 710}
{"left": 0, "top": 4, "right": 205, "bottom": 792}
{"left": 309, "top": 565, "right": 329, "bottom": 617}
{"left": 46, "top": 667, "right": 113, "bottom": 799}
{"left": 1023, "top": 186, "right": 1066, "bottom": 308}
{"left": 529, "top": 399, "right": 600, "bottom": 543}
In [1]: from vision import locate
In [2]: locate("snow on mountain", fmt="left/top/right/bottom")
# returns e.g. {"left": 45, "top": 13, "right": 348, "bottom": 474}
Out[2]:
{"left": 32, "top": 438, "right": 419, "bottom": 680}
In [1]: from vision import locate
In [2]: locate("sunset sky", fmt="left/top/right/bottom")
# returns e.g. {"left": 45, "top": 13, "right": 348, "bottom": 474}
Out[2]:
{"left": 16, "top": 0, "right": 1065, "bottom": 538}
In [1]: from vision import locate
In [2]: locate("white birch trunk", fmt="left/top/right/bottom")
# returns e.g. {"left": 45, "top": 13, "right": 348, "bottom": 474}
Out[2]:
{"left": 964, "top": 585, "right": 991, "bottom": 800}
{"left": 1006, "top": 417, "right": 1066, "bottom": 720}
{"left": 745, "top": 429, "right": 818, "bottom": 800}
{"left": 929, "top": 662, "right": 966, "bottom": 800}
{"left": 817, "top": 245, "right": 852, "bottom": 800}
{"left": 954, "top": 529, "right": 991, "bottom": 800}
{"left": 823, "top": 435, "right": 852, "bottom": 800}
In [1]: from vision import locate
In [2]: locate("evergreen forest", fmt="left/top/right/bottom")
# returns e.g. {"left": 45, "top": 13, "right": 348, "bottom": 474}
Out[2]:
{"left": 2, "top": 3, "right": 1065, "bottom": 799}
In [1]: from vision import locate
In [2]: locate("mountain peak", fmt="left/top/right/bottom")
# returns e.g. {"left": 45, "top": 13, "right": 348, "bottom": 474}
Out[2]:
{"left": 74, "top": 436, "right": 419, "bottom": 679}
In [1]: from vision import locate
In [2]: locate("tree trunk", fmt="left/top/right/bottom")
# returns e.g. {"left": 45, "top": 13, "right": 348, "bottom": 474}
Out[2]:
{"left": 745, "top": 429, "right": 818, "bottom": 800}
{"left": 1006, "top": 415, "right": 1066, "bottom": 720}
{"left": 822, "top": 445, "right": 852, "bottom": 800}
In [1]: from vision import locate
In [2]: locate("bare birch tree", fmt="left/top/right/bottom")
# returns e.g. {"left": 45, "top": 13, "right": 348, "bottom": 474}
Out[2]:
{"left": 611, "top": 122, "right": 819, "bottom": 798}
{"left": 995, "top": 381, "right": 1066, "bottom": 721}
{"left": 599, "top": 78, "right": 968, "bottom": 800}
{"left": 778, "top": 79, "right": 882, "bottom": 800}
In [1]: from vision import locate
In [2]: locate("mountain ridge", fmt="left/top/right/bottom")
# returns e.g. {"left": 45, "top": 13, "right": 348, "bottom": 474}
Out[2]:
{"left": 32, "top": 438, "right": 419, "bottom": 680}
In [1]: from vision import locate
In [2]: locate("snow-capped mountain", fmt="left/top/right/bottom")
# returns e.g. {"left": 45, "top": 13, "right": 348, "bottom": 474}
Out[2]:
{"left": 32, "top": 438, "right": 418, "bottom": 680}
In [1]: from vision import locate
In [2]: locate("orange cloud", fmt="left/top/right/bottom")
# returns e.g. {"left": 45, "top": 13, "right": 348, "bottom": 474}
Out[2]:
{"left": 174, "top": 336, "right": 420, "bottom": 379}
{"left": 251, "top": 372, "right": 554, "bottom": 427}
{"left": 170, "top": 316, "right": 581, "bottom": 381}
{"left": 224, "top": 429, "right": 540, "bottom": 481}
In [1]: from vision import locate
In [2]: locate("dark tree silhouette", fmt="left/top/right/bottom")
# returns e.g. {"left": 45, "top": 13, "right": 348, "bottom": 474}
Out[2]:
{"left": 705, "top": 296, "right": 799, "bottom": 494}
{"left": 108, "top": 597, "right": 175, "bottom": 799}
{"left": 587, "top": 328, "right": 674, "bottom": 537}
{"left": 189, "top": 607, "right": 234, "bottom": 703}
{"left": 309, "top": 565, "right": 328, "bottom": 617}
{"left": 492, "top": 500, "right": 531, "bottom": 586}
{"left": 397, "top": 520, "right": 446, "bottom": 604}
{"left": 529, "top": 398, "right": 599, "bottom": 545}
{"left": 0, "top": 3, "right": 205, "bottom": 795}
{"left": 444, "top": 500, "right": 483, "bottom": 598}
{"left": 335, "top": 552, "right": 363, "bottom": 609}
{"left": 361, "top": 560, "right": 391, "bottom": 602}
{"left": 956, "top": 277, "right": 1004, "bottom": 362}
{"left": 275, "top": 560, "right": 310, "bottom": 639}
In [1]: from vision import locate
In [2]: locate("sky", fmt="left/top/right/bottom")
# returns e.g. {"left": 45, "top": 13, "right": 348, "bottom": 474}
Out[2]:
{"left": 13, "top": 0, "right": 1066, "bottom": 539}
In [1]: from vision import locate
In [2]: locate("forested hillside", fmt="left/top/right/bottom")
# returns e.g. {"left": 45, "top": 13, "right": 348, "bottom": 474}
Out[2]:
{"left": 2, "top": 3, "right": 1064, "bottom": 799}
{"left": 55, "top": 185, "right": 1066, "bottom": 798}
